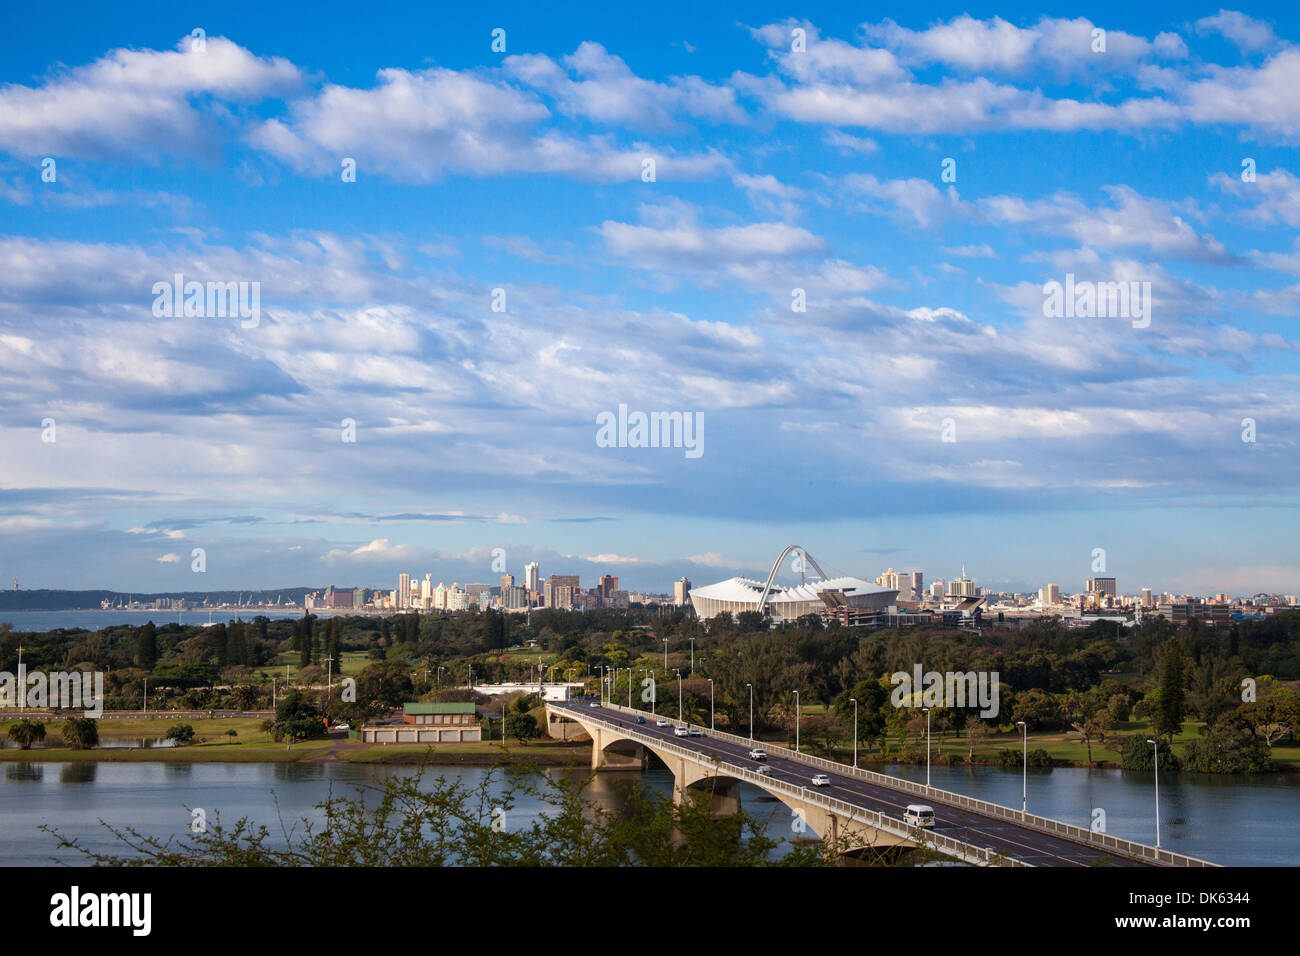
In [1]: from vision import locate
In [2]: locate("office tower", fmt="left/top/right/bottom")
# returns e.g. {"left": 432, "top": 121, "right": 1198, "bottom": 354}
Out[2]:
{"left": 911, "top": 571, "right": 924, "bottom": 599}
{"left": 599, "top": 575, "right": 618, "bottom": 599}
{"left": 674, "top": 576, "right": 692, "bottom": 606}
{"left": 399, "top": 573, "right": 411, "bottom": 609}
{"left": 1141, "top": 588, "right": 1153, "bottom": 608}
{"left": 544, "top": 574, "right": 580, "bottom": 609}
{"left": 501, "top": 574, "right": 515, "bottom": 593}
{"left": 1087, "top": 577, "right": 1117, "bottom": 597}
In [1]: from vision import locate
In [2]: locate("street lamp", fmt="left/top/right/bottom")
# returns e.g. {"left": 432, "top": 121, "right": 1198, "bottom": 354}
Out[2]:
{"left": 501, "top": 702, "right": 506, "bottom": 742}
{"left": 662, "top": 638, "right": 668, "bottom": 669}
{"left": 689, "top": 638, "right": 695, "bottom": 675}
{"left": 793, "top": 690, "right": 800, "bottom": 753}
{"left": 747, "top": 683, "right": 753, "bottom": 741}
{"left": 647, "top": 668, "right": 656, "bottom": 715}
{"left": 1017, "top": 720, "right": 1028, "bottom": 817}
{"left": 923, "top": 707, "right": 932, "bottom": 788}
{"left": 1147, "top": 738, "right": 1161, "bottom": 848}
{"left": 675, "top": 669, "right": 682, "bottom": 724}
{"left": 627, "top": 668, "right": 633, "bottom": 709}
{"left": 850, "top": 698, "right": 858, "bottom": 769}
{"left": 708, "top": 679, "right": 714, "bottom": 730}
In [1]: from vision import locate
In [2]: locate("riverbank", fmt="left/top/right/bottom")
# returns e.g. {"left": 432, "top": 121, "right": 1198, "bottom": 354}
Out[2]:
{"left": 0, "top": 716, "right": 593, "bottom": 766}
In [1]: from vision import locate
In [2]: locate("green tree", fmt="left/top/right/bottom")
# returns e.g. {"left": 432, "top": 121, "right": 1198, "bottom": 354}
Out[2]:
{"left": 7, "top": 719, "right": 46, "bottom": 750}
{"left": 267, "top": 691, "right": 325, "bottom": 744}
{"left": 165, "top": 723, "right": 196, "bottom": 745}
{"left": 1155, "top": 638, "right": 1188, "bottom": 743}
{"left": 136, "top": 621, "right": 158, "bottom": 670}
{"left": 61, "top": 718, "right": 99, "bottom": 750}
{"left": 504, "top": 712, "right": 540, "bottom": 743}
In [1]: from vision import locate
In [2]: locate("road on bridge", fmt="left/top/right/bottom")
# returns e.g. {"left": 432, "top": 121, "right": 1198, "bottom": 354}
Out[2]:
{"left": 555, "top": 699, "right": 1147, "bottom": 868}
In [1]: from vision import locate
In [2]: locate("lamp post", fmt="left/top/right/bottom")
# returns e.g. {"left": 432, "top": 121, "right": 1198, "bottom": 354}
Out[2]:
{"left": 708, "top": 679, "right": 714, "bottom": 730}
{"left": 501, "top": 702, "right": 506, "bottom": 742}
{"left": 793, "top": 690, "right": 800, "bottom": 753}
{"left": 662, "top": 638, "right": 668, "bottom": 669}
{"left": 747, "top": 683, "right": 753, "bottom": 741}
{"left": 1147, "top": 738, "right": 1161, "bottom": 848}
{"left": 923, "top": 707, "right": 932, "bottom": 788}
{"left": 143, "top": 677, "right": 148, "bottom": 714}
{"left": 627, "top": 668, "right": 633, "bottom": 709}
{"left": 850, "top": 697, "right": 858, "bottom": 769}
{"left": 675, "top": 670, "right": 682, "bottom": 724}
{"left": 270, "top": 676, "right": 275, "bottom": 711}
{"left": 1017, "top": 720, "right": 1028, "bottom": 817}
{"left": 689, "top": 638, "right": 695, "bottom": 675}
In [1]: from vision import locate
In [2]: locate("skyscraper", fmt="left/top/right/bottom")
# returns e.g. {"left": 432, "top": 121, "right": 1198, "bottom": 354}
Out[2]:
{"left": 399, "top": 573, "right": 411, "bottom": 609}
{"left": 525, "top": 562, "right": 540, "bottom": 593}
{"left": 674, "top": 576, "right": 692, "bottom": 606}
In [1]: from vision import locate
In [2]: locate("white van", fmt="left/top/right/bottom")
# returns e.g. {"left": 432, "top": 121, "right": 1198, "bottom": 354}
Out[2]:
{"left": 903, "top": 804, "right": 935, "bottom": 828}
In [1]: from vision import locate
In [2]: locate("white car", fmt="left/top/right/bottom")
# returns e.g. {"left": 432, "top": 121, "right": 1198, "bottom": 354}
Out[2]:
{"left": 903, "top": 804, "right": 936, "bottom": 828}
{"left": 810, "top": 774, "right": 831, "bottom": 787}
{"left": 688, "top": 727, "right": 703, "bottom": 737}
{"left": 655, "top": 719, "right": 669, "bottom": 727}
{"left": 748, "top": 748, "right": 768, "bottom": 761}
{"left": 588, "top": 702, "right": 600, "bottom": 708}
{"left": 673, "top": 726, "right": 690, "bottom": 737}
{"left": 755, "top": 765, "right": 772, "bottom": 775}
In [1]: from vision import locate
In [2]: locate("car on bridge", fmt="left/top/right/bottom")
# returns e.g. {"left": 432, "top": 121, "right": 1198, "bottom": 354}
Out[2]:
{"left": 673, "top": 726, "right": 690, "bottom": 737}
{"left": 903, "top": 804, "right": 936, "bottom": 828}
{"left": 589, "top": 702, "right": 600, "bottom": 708}
{"left": 810, "top": 774, "right": 831, "bottom": 787}
{"left": 748, "top": 748, "right": 768, "bottom": 760}
{"left": 655, "top": 719, "right": 668, "bottom": 727}
{"left": 755, "top": 765, "right": 771, "bottom": 775}
{"left": 689, "top": 727, "right": 702, "bottom": 736}
{"left": 635, "top": 716, "right": 646, "bottom": 724}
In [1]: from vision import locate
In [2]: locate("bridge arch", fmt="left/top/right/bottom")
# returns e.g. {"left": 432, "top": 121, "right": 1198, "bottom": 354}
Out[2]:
{"left": 755, "top": 545, "right": 829, "bottom": 615}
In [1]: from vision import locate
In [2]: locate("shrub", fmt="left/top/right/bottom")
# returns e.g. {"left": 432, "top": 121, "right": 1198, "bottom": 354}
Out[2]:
{"left": 165, "top": 723, "right": 196, "bottom": 745}
{"left": 61, "top": 718, "right": 99, "bottom": 750}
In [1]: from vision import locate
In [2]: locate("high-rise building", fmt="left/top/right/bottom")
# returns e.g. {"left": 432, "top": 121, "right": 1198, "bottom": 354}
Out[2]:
{"left": 599, "top": 575, "right": 618, "bottom": 599}
{"left": 525, "top": 562, "right": 540, "bottom": 593}
{"left": 434, "top": 582, "right": 447, "bottom": 610}
{"left": 398, "top": 573, "right": 411, "bottom": 609}
{"left": 673, "top": 576, "right": 692, "bottom": 606}
{"left": 544, "top": 574, "right": 580, "bottom": 609}
{"left": 1087, "top": 577, "right": 1117, "bottom": 597}
{"left": 910, "top": 571, "right": 924, "bottom": 600}
{"left": 947, "top": 567, "right": 978, "bottom": 598}
{"left": 1141, "top": 588, "right": 1153, "bottom": 607}
{"left": 500, "top": 574, "right": 515, "bottom": 593}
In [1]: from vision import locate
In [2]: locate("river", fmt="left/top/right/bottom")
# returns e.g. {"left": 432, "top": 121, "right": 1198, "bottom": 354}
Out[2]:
{"left": 0, "top": 759, "right": 1294, "bottom": 866}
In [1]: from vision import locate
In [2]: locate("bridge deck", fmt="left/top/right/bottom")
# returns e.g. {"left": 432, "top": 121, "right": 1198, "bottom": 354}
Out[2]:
{"left": 553, "top": 700, "right": 1156, "bottom": 867}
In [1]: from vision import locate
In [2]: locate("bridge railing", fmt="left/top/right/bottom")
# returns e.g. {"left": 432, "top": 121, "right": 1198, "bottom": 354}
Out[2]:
{"left": 583, "top": 700, "right": 1217, "bottom": 868}
{"left": 561, "top": 706, "right": 1024, "bottom": 867}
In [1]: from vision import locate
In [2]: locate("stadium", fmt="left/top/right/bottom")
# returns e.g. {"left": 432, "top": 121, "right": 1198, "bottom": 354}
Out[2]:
{"left": 688, "top": 545, "right": 898, "bottom": 622}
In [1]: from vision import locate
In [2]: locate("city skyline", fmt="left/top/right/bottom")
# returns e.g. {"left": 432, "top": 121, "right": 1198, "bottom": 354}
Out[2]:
{"left": 2, "top": 1, "right": 1298, "bottom": 597}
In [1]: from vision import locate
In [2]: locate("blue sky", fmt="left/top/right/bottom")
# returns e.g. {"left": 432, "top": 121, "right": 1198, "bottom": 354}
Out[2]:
{"left": 1, "top": 2, "right": 1297, "bottom": 597}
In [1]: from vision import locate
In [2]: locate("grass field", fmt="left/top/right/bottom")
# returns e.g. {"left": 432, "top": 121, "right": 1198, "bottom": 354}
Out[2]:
{"left": 0, "top": 716, "right": 592, "bottom": 765}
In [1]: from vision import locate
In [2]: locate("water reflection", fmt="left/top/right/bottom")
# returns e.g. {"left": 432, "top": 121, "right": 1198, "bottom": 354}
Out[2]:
{"left": 58, "top": 763, "right": 96, "bottom": 785}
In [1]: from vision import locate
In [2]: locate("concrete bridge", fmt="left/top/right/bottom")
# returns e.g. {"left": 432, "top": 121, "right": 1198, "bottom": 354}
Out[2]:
{"left": 546, "top": 699, "right": 1219, "bottom": 868}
